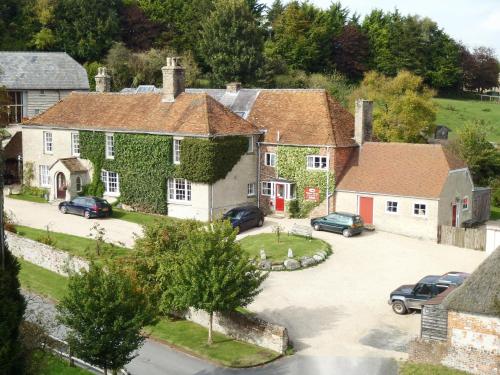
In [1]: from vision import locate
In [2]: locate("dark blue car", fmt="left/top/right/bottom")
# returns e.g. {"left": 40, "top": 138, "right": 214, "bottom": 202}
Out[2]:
{"left": 223, "top": 206, "right": 264, "bottom": 232}
{"left": 59, "top": 196, "right": 112, "bottom": 219}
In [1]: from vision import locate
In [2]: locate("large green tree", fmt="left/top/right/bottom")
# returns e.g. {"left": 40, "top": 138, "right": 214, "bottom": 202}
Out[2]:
{"left": 199, "top": 0, "right": 264, "bottom": 85}
{"left": 167, "top": 220, "right": 267, "bottom": 344}
{"left": 57, "top": 263, "right": 155, "bottom": 375}
{"left": 351, "top": 70, "right": 437, "bottom": 143}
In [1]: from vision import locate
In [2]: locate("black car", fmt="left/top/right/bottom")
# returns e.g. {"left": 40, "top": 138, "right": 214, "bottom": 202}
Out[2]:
{"left": 389, "top": 272, "right": 469, "bottom": 315}
{"left": 59, "top": 196, "right": 112, "bottom": 219}
{"left": 223, "top": 206, "right": 264, "bottom": 232}
{"left": 310, "top": 212, "right": 364, "bottom": 237}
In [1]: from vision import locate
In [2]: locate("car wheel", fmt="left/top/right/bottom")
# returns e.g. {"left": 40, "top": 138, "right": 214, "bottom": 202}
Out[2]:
{"left": 392, "top": 300, "right": 407, "bottom": 315}
{"left": 313, "top": 223, "right": 321, "bottom": 231}
{"left": 60, "top": 206, "right": 67, "bottom": 214}
{"left": 342, "top": 228, "right": 352, "bottom": 237}
{"left": 84, "top": 211, "right": 91, "bottom": 219}
{"left": 257, "top": 218, "right": 264, "bottom": 227}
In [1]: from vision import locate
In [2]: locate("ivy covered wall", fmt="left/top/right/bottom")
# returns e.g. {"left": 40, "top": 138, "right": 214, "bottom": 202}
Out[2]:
{"left": 276, "top": 146, "right": 335, "bottom": 217}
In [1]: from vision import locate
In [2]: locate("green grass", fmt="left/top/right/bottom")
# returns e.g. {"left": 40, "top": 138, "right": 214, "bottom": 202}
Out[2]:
{"left": 399, "top": 362, "right": 469, "bottom": 375}
{"left": 239, "top": 233, "right": 330, "bottom": 262}
{"left": 39, "top": 352, "right": 92, "bottom": 375}
{"left": 491, "top": 205, "right": 500, "bottom": 220}
{"left": 18, "top": 258, "right": 68, "bottom": 301}
{"left": 111, "top": 208, "right": 177, "bottom": 226}
{"left": 8, "top": 194, "right": 48, "bottom": 204}
{"left": 15, "top": 225, "right": 130, "bottom": 261}
{"left": 434, "top": 98, "right": 500, "bottom": 143}
{"left": 145, "top": 317, "right": 280, "bottom": 367}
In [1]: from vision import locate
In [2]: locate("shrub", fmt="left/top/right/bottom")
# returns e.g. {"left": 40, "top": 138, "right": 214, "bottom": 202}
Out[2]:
{"left": 36, "top": 225, "right": 56, "bottom": 247}
{"left": 288, "top": 199, "right": 300, "bottom": 218}
{"left": 21, "top": 186, "right": 49, "bottom": 199}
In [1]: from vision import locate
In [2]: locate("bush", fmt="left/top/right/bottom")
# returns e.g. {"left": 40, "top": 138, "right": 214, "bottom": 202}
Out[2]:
{"left": 21, "top": 186, "right": 49, "bottom": 199}
{"left": 288, "top": 200, "right": 300, "bottom": 218}
{"left": 491, "top": 178, "right": 500, "bottom": 207}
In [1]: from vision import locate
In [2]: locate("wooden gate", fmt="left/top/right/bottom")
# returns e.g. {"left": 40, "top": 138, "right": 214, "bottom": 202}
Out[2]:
{"left": 421, "top": 304, "right": 448, "bottom": 341}
{"left": 437, "top": 225, "right": 486, "bottom": 250}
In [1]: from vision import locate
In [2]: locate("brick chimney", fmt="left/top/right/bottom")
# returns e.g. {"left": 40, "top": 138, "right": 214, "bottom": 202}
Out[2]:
{"left": 95, "top": 67, "right": 111, "bottom": 93}
{"left": 226, "top": 82, "right": 241, "bottom": 94}
{"left": 161, "top": 57, "right": 185, "bottom": 102}
{"left": 354, "top": 99, "right": 373, "bottom": 145}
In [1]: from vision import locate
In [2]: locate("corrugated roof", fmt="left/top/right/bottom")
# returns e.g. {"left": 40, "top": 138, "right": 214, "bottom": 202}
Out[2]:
{"left": 24, "top": 92, "right": 260, "bottom": 137}
{"left": 336, "top": 142, "right": 467, "bottom": 198}
{"left": 0, "top": 52, "right": 89, "bottom": 90}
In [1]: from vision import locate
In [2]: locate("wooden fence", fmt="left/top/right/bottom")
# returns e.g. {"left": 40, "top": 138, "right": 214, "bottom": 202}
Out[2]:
{"left": 421, "top": 305, "right": 448, "bottom": 341}
{"left": 437, "top": 225, "right": 486, "bottom": 250}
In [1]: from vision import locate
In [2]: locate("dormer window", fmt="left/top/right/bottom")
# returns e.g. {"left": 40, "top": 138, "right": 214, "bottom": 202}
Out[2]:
{"left": 173, "top": 138, "right": 182, "bottom": 164}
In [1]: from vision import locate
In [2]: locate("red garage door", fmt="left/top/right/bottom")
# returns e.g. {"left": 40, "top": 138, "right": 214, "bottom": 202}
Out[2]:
{"left": 359, "top": 196, "right": 373, "bottom": 225}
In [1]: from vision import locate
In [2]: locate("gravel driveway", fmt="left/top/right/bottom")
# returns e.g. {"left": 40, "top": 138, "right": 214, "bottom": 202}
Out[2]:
{"left": 5, "top": 197, "right": 141, "bottom": 248}
{"left": 242, "top": 217, "right": 486, "bottom": 360}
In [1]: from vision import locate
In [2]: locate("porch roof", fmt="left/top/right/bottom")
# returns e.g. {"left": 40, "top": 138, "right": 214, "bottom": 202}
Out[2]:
{"left": 50, "top": 158, "right": 87, "bottom": 173}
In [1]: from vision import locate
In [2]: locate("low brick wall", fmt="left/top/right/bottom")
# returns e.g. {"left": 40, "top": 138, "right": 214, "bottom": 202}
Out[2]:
{"left": 7, "top": 232, "right": 89, "bottom": 276}
{"left": 185, "top": 308, "right": 289, "bottom": 354}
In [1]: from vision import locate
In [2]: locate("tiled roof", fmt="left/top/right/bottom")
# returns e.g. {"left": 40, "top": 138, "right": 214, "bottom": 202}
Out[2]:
{"left": 247, "top": 90, "right": 355, "bottom": 146}
{"left": 24, "top": 92, "right": 259, "bottom": 136}
{"left": 0, "top": 52, "right": 89, "bottom": 90}
{"left": 336, "top": 142, "right": 467, "bottom": 198}
{"left": 52, "top": 158, "right": 87, "bottom": 172}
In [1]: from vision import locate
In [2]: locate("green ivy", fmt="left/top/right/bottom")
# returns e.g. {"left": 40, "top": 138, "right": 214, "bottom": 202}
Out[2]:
{"left": 276, "top": 146, "right": 334, "bottom": 217}
{"left": 79, "top": 131, "right": 106, "bottom": 197}
{"left": 175, "top": 137, "right": 248, "bottom": 184}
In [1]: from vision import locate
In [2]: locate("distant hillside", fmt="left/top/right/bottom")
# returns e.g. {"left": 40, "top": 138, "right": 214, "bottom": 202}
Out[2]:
{"left": 434, "top": 98, "right": 500, "bottom": 143}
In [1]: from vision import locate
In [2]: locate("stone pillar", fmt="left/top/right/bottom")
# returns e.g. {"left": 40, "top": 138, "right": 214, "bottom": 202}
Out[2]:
{"left": 161, "top": 57, "right": 185, "bottom": 102}
{"left": 95, "top": 67, "right": 111, "bottom": 93}
{"left": 354, "top": 99, "right": 373, "bottom": 145}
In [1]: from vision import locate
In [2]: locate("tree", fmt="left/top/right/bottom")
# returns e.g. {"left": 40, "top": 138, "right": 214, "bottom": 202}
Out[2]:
{"left": 105, "top": 42, "right": 134, "bottom": 91}
{"left": 57, "top": 263, "right": 155, "bottom": 375}
{"left": 461, "top": 47, "right": 500, "bottom": 92}
{"left": 167, "top": 220, "right": 267, "bottom": 344}
{"left": 332, "top": 24, "right": 370, "bottom": 80}
{"left": 351, "top": 70, "right": 437, "bottom": 143}
{"left": 118, "top": 3, "right": 161, "bottom": 51}
{"left": 199, "top": 0, "right": 264, "bottom": 85}
{"left": 31, "top": 0, "right": 57, "bottom": 50}
{"left": 266, "top": 0, "right": 285, "bottom": 26}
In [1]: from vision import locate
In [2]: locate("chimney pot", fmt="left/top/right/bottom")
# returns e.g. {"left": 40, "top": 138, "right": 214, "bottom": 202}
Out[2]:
{"left": 95, "top": 66, "right": 111, "bottom": 93}
{"left": 162, "top": 57, "right": 185, "bottom": 102}
{"left": 354, "top": 99, "right": 373, "bottom": 145}
{"left": 226, "top": 82, "right": 241, "bottom": 94}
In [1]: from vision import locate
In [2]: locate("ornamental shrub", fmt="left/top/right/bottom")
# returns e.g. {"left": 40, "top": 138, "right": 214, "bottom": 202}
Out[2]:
{"left": 288, "top": 199, "right": 300, "bottom": 218}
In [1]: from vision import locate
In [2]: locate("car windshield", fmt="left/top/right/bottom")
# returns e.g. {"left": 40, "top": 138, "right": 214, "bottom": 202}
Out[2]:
{"left": 225, "top": 210, "right": 244, "bottom": 219}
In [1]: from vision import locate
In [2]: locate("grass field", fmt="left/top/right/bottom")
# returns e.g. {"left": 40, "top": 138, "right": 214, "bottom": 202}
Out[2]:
{"left": 491, "top": 206, "right": 500, "bottom": 220}
{"left": 8, "top": 194, "right": 48, "bottom": 204}
{"left": 434, "top": 98, "right": 500, "bottom": 143}
{"left": 18, "top": 258, "right": 69, "bottom": 301}
{"left": 240, "top": 233, "right": 331, "bottom": 262}
{"left": 399, "top": 362, "right": 469, "bottom": 375}
{"left": 40, "top": 353, "right": 92, "bottom": 375}
{"left": 111, "top": 208, "right": 182, "bottom": 226}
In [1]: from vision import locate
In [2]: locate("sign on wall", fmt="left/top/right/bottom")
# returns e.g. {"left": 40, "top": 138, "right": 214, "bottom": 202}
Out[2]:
{"left": 304, "top": 187, "right": 320, "bottom": 202}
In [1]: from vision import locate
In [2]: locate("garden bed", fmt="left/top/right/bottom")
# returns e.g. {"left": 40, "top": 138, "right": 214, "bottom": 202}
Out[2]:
{"left": 239, "top": 233, "right": 331, "bottom": 271}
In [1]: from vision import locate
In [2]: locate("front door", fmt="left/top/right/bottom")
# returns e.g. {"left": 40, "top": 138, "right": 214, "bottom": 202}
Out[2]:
{"left": 452, "top": 204, "right": 457, "bottom": 227}
{"left": 275, "top": 184, "right": 285, "bottom": 212}
{"left": 56, "top": 173, "right": 66, "bottom": 199}
{"left": 359, "top": 196, "right": 373, "bottom": 225}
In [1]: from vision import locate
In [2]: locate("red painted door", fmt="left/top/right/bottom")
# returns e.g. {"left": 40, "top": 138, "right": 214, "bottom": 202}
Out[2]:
{"left": 359, "top": 196, "right": 373, "bottom": 225}
{"left": 452, "top": 204, "right": 457, "bottom": 227}
{"left": 275, "top": 184, "right": 285, "bottom": 212}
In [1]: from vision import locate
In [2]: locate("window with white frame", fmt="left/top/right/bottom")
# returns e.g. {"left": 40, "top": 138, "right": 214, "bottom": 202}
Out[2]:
{"left": 168, "top": 178, "right": 191, "bottom": 202}
{"left": 265, "top": 153, "right": 276, "bottom": 167}
{"left": 261, "top": 182, "right": 274, "bottom": 196}
{"left": 39, "top": 165, "right": 50, "bottom": 187}
{"left": 306, "top": 155, "right": 327, "bottom": 170}
{"left": 101, "top": 170, "right": 119, "bottom": 195}
{"left": 75, "top": 176, "right": 82, "bottom": 192}
{"left": 71, "top": 132, "right": 80, "bottom": 156}
{"left": 7, "top": 91, "right": 23, "bottom": 123}
{"left": 105, "top": 133, "right": 114, "bottom": 159}
{"left": 173, "top": 139, "right": 181, "bottom": 164}
{"left": 247, "top": 136, "right": 254, "bottom": 153}
{"left": 413, "top": 203, "right": 427, "bottom": 216}
{"left": 462, "top": 197, "right": 469, "bottom": 211}
{"left": 247, "top": 183, "right": 256, "bottom": 196}
{"left": 386, "top": 201, "right": 398, "bottom": 213}
{"left": 43, "top": 131, "right": 53, "bottom": 153}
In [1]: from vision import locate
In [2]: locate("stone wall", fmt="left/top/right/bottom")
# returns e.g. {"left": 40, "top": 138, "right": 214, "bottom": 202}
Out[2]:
{"left": 7, "top": 232, "right": 89, "bottom": 276}
{"left": 408, "top": 338, "right": 448, "bottom": 364}
{"left": 185, "top": 308, "right": 289, "bottom": 354}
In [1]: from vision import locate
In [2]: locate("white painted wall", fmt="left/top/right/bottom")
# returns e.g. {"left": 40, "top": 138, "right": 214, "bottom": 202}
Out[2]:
{"left": 167, "top": 182, "right": 210, "bottom": 221}
{"left": 486, "top": 222, "right": 500, "bottom": 255}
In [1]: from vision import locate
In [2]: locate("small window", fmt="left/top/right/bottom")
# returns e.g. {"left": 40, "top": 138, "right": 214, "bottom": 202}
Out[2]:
{"left": 261, "top": 182, "right": 273, "bottom": 196}
{"left": 40, "top": 90, "right": 45, "bottom": 95}
{"left": 39, "top": 165, "right": 50, "bottom": 187}
{"left": 247, "top": 183, "right": 256, "bottom": 196}
{"left": 462, "top": 197, "right": 469, "bottom": 211}
{"left": 43, "top": 131, "right": 53, "bottom": 153}
{"left": 414, "top": 203, "right": 426, "bottom": 216}
{"left": 306, "top": 155, "right": 327, "bottom": 170}
{"left": 173, "top": 139, "right": 181, "bottom": 164}
{"left": 247, "top": 136, "right": 254, "bottom": 153}
{"left": 265, "top": 153, "right": 276, "bottom": 167}
{"left": 105, "top": 133, "right": 114, "bottom": 159}
{"left": 71, "top": 132, "right": 80, "bottom": 156}
{"left": 168, "top": 178, "right": 191, "bottom": 202}
{"left": 75, "top": 176, "right": 82, "bottom": 192}
{"left": 101, "top": 170, "right": 119, "bottom": 195}
{"left": 386, "top": 201, "right": 398, "bottom": 213}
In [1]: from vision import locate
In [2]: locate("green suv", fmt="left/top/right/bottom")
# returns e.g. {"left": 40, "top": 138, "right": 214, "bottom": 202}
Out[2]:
{"left": 310, "top": 212, "right": 364, "bottom": 237}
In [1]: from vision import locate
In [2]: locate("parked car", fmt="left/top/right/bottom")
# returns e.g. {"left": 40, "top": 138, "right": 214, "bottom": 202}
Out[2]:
{"left": 223, "top": 205, "right": 264, "bottom": 232}
{"left": 59, "top": 196, "right": 112, "bottom": 219}
{"left": 310, "top": 212, "right": 364, "bottom": 237}
{"left": 389, "top": 272, "right": 470, "bottom": 315}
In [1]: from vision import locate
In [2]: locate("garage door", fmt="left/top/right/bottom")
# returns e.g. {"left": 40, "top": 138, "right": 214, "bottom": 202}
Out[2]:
{"left": 359, "top": 196, "right": 373, "bottom": 225}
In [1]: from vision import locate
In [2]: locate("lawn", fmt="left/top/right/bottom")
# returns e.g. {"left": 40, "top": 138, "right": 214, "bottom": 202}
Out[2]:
{"left": 433, "top": 98, "right": 500, "bottom": 143}
{"left": 145, "top": 317, "right": 280, "bottom": 367}
{"left": 491, "top": 205, "right": 500, "bottom": 220}
{"left": 15, "top": 225, "right": 130, "bottom": 261}
{"left": 239, "top": 233, "right": 331, "bottom": 262}
{"left": 111, "top": 208, "right": 177, "bottom": 226}
{"left": 8, "top": 194, "right": 48, "bottom": 204}
{"left": 399, "top": 362, "right": 469, "bottom": 375}
{"left": 40, "top": 352, "right": 92, "bottom": 375}
{"left": 18, "top": 258, "right": 68, "bottom": 301}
